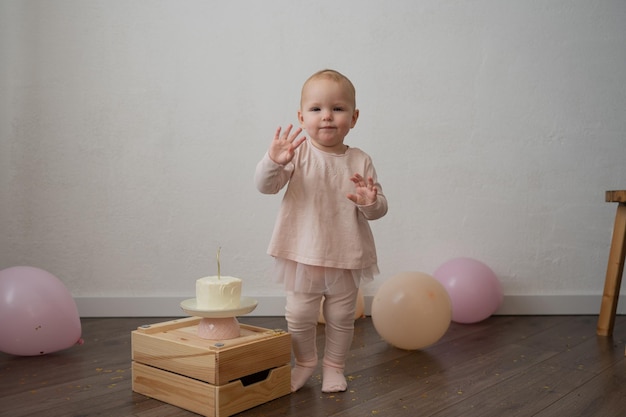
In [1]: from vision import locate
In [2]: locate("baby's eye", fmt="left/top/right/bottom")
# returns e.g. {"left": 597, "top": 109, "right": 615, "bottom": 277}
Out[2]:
{"left": 333, "top": 107, "right": 344, "bottom": 112}
{"left": 310, "top": 107, "right": 321, "bottom": 112}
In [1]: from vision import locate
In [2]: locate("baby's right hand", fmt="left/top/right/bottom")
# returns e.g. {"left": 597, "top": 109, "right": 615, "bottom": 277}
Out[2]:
{"left": 268, "top": 125, "right": 306, "bottom": 165}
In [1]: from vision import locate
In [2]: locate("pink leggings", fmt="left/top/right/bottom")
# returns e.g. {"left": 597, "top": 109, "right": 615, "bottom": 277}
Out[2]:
{"left": 285, "top": 284, "right": 359, "bottom": 369}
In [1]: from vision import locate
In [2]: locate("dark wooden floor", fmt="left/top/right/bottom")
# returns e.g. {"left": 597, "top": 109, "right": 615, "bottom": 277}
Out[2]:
{"left": 1, "top": 315, "right": 625, "bottom": 417}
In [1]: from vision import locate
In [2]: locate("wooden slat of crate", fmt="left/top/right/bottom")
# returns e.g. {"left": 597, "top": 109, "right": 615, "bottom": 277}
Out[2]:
{"left": 133, "top": 362, "right": 291, "bottom": 417}
{"left": 131, "top": 317, "right": 291, "bottom": 385}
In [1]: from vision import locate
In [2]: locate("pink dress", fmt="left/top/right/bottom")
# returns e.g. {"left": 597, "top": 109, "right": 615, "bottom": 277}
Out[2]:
{"left": 255, "top": 140, "right": 388, "bottom": 294}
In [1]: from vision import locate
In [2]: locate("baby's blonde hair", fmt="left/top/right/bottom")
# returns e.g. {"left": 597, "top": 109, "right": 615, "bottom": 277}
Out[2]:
{"left": 301, "top": 69, "right": 356, "bottom": 108}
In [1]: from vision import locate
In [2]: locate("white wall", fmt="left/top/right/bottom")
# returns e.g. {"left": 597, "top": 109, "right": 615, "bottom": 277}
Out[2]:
{"left": 1, "top": 0, "right": 625, "bottom": 316}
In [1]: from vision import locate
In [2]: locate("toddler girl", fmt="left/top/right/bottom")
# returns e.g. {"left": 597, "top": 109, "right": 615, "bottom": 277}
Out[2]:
{"left": 255, "top": 69, "right": 387, "bottom": 393}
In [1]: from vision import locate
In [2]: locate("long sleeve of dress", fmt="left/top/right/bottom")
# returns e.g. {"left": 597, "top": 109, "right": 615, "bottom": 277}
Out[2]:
{"left": 357, "top": 195, "right": 388, "bottom": 221}
{"left": 254, "top": 153, "right": 294, "bottom": 195}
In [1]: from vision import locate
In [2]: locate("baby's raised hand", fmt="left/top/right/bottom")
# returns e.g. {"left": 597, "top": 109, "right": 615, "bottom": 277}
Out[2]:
{"left": 347, "top": 173, "right": 378, "bottom": 205}
{"left": 268, "top": 124, "right": 306, "bottom": 165}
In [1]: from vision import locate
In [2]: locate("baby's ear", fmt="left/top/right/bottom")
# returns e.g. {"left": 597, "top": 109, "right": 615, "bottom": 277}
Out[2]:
{"left": 351, "top": 108, "right": 360, "bottom": 128}
{"left": 297, "top": 110, "right": 305, "bottom": 125}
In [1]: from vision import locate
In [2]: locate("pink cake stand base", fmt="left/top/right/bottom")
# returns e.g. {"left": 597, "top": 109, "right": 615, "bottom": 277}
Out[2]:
{"left": 197, "top": 317, "right": 241, "bottom": 340}
{"left": 180, "top": 297, "right": 259, "bottom": 341}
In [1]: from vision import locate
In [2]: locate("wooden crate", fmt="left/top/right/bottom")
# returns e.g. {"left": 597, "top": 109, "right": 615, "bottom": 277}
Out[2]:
{"left": 132, "top": 317, "right": 291, "bottom": 417}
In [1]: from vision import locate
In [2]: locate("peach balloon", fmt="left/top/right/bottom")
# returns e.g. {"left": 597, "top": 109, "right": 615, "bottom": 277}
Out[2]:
{"left": 372, "top": 272, "right": 451, "bottom": 350}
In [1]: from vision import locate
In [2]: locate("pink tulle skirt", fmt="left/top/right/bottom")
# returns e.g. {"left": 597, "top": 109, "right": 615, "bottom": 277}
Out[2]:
{"left": 272, "top": 258, "right": 378, "bottom": 294}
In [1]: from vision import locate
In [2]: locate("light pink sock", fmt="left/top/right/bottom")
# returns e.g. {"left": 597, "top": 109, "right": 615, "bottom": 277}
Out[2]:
{"left": 291, "top": 359, "right": 318, "bottom": 392}
{"left": 322, "top": 364, "right": 347, "bottom": 393}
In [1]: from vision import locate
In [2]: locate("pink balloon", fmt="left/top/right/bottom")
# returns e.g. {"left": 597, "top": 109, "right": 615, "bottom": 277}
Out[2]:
{"left": 0, "top": 266, "right": 82, "bottom": 356}
{"left": 434, "top": 258, "right": 503, "bottom": 324}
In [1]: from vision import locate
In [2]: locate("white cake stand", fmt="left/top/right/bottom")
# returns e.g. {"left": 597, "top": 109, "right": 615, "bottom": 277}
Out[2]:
{"left": 180, "top": 297, "right": 258, "bottom": 340}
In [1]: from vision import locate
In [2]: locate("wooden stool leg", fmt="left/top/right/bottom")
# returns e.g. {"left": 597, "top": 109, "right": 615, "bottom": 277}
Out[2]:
{"left": 597, "top": 203, "right": 626, "bottom": 336}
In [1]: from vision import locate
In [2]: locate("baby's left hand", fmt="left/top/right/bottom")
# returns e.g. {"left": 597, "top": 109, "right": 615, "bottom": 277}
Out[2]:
{"left": 347, "top": 173, "right": 378, "bottom": 205}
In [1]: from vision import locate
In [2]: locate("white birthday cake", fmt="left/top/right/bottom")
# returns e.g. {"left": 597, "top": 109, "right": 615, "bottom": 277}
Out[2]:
{"left": 195, "top": 276, "right": 242, "bottom": 310}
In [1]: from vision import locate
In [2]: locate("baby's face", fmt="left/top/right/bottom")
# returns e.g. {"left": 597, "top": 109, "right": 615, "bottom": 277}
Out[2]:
{"left": 298, "top": 78, "right": 359, "bottom": 154}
